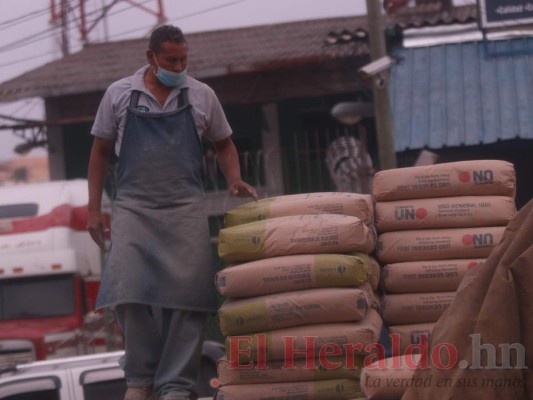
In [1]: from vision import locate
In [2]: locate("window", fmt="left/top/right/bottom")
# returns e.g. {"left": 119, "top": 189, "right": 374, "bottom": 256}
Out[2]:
{"left": 2, "top": 389, "right": 59, "bottom": 400}
{"left": 0, "top": 274, "right": 75, "bottom": 320}
{"left": 0, "top": 377, "right": 59, "bottom": 400}
{"left": 0, "top": 204, "right": 38, "bottom": 219}
{"left": 83, "top": 378, "right": 126, "bottom": 400}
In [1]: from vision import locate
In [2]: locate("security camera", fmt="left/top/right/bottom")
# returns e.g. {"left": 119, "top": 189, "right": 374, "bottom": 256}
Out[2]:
{"left": 358, "top": 55, "right": 394, "bottom": 79}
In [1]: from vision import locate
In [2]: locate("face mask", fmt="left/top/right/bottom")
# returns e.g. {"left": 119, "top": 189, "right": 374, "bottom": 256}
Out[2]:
{"left": 153, "top": 57, "right": 187, "bottom": 87}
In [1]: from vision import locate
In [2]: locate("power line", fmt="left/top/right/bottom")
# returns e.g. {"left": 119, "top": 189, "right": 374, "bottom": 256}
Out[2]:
{"left": 0, "top": 6, "right": 50, "bottom": 30}
{"left": 168, "top": 0, "right": 251, "bottom": 25}
{"left": 110, "top": 0, "right": 251, "bottom": 40}
{"left": 0, "top": 51, "right": 54, "bottom": 69}
{"left": 0, "top": 0, "right": 147, "bottom": 55}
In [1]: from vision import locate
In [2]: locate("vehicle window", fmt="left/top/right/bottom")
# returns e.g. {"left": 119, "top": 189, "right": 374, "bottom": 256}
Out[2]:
{"left": 2, "top": 389, "right": 59, "bottom": 400}
{"left": 0, "top": 274, "right": 75, "bottom": 320}
{"left": 83, "top": 378, "right": 126, "bottom": 400}
{"left": 0, "top": 204, "right": 38, "bottom": 219}
{"left": 0, "top": 377, "right": 59, "bottom": 400}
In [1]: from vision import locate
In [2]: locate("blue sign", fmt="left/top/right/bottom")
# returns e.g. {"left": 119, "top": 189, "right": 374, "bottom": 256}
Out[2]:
{"left": 479, "top": 0, "right": 533, "bottom": 29}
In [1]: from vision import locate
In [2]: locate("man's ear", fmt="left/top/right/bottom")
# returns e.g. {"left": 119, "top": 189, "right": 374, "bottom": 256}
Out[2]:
{"left": 146, "top": 49, "right": 155, "bottom": 64}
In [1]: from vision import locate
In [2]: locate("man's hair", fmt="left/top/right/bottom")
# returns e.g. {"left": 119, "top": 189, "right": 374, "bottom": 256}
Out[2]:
{"left": 149, "top": 25, "right": 186, "bottom": 53}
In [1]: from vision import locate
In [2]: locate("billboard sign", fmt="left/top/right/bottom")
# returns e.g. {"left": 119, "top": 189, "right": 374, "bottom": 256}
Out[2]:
{"left": 479, "top": 0, "right": 533, "bottom": 29}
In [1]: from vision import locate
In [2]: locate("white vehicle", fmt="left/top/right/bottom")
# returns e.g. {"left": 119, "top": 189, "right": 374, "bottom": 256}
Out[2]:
{"left": 0, "top": 179, "right": 120, "bottom": 367}
{"left": 0, "top": 346, "right": 222, "bottom": 400}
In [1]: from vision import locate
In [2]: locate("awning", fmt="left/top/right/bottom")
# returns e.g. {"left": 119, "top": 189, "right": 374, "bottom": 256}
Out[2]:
{"left": 390, "top": 38, "right": 533, "bottom": 151}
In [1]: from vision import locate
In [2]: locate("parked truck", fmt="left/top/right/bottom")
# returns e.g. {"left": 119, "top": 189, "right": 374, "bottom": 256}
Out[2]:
{"left": 0, "top": 343, "right": 224, "bottom": 400}
{"left": 0, "top": 179, "right": 121, "bottom": 368}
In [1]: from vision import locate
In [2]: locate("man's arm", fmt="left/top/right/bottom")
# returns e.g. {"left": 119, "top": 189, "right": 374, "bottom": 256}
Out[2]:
{"left": 87, "top": 136, "right": 114, "bottom": 248}
{"left": 212, "top": 137, "right": 258, "bottom": 200}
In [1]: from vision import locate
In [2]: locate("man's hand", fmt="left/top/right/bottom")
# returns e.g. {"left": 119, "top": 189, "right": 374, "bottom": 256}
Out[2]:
{"left": 228, "top": 180, "right": 258, "bottom": 201}
{"left": 87, "top": 209, "right": 108, "bottom": 249}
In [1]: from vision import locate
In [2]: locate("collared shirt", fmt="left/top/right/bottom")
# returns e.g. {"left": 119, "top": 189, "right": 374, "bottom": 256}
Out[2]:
{"left": 91, "top": 65, "right": 232, "bottom": 155}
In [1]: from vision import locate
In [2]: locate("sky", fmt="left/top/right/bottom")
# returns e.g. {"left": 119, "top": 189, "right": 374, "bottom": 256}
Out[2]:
{"left": 0, "top": 0, "right": 470, "bottom": 162}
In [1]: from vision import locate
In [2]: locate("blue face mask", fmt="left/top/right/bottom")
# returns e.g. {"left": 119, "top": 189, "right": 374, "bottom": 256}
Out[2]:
{"left": 153, "top": 58, "right": 187, "bottom": 87}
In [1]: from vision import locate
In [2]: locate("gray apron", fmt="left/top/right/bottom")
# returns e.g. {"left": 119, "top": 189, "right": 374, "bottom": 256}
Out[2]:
{"left": 96, "top": 89, "right": 217, "bottom": 312}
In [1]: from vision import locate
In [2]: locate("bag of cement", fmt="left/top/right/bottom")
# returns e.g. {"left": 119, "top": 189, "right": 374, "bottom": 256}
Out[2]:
{"left": 375, "top": 195, "right": 516, "bottom": 232}
{"left": 215, "top": 253, "right": 373, "bottom": 298}
{"left": 369, "top": 256, "right": 381, "bottom": 291}
{"left": 381, "top": 259, "right": 485, "bottom": 293}
{"left": 218, "top": 214, "right": 376, "bottom": 262}
{"left": 224, "top": 192, "right": 374, "bottom": 227}
{"left": 376, "top": 226, "right": 505, "bottom": 264}
{"left": 401, "top": 199, "right": 533, "bottom": 400}
{"left": 225, "top": 308, "right": 383, "bottom": 364}
{"left": 372, "top": 160, "right": 516, "bottom": 201}
{"left": 360, "top": 354, "right": 421, "bottom": 400}
{"left": 215, "top": 378, "right": 363, "bottom": 400}
{"left": 387, "top": 322, "right": 436, "bottom": 354}
{"left": 380, "top": 292, "right": 456, "bottom": 325}
{"left": 219, "top": 285, "right": 373, "bottom": 335}
{"left": 217, "top": 355, "right": 364, "bottom": 385}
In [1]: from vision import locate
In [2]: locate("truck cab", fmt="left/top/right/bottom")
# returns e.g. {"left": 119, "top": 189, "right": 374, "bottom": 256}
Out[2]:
{"left": 0, "top": 179, "right": 119, "bottom": 367}
{"left": 0, "top": 344, "right": 223, "bottom": 400}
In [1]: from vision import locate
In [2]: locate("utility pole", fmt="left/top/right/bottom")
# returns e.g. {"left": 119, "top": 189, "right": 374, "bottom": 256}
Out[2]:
{"left": 60, "top": 0, "right": 70, "bottom": 56}
{"left": 366, "top": 0, "right": 397, "bottom": 170}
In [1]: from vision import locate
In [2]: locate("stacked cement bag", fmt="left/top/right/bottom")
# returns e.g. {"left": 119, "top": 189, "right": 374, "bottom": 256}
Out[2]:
{"left": 360, "top": 354, "right": 421, "bottom": 400}
{"left": 215, "top": 192, "right": 382, "bottom": 400}
{"left": 373, "top": 160, "right": 517, "bottom": 353}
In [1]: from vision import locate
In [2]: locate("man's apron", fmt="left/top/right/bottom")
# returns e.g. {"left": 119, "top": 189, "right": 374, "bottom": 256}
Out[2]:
{"left": 96, "top": 89, "right": 217, "bottom": 312}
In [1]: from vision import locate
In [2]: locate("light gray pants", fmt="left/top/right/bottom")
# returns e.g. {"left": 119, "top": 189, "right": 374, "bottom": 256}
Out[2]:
{"left": 115, "top": 304, "right": 207, "bottom": 398}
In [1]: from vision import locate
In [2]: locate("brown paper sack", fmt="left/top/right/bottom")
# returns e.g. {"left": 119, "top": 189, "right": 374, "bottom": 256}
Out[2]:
{"left": 372, "top": 160, "right": 516, "bottom": 201}
{"left": 401, "top": 199, "right": 533, "bottom": 400}
{"left": 224, "top": 192, "right": 374, "bottom": 227}
{"left": 387, "top": 323, "right": 436, "bottom": 354}
{"left": 218, "top": 214, "right": 375, "bottom": 262}
{"left": 369, "top": 256, "right": 381, "bottom": 291}
{"left": 225, "top": 309, "right": 383, "bottom": 364}
{"left": 381, "top": 259, "right": 485, "bottom": 293}
{"left": 219, "top": 285, "right": 373, "bottom": 335}
{"left": 380, "top": 292, "right": 456, "bottom": 325}
{"left": 215, "top": 378, "right": 363, "bottom": 400}
{"left": 376, "top": 226, "right": 505, "bottom": 264}
{"left": 215, "top": 253, "right": 373, "bottom": 298}
{"left": 217, "top": 355, "right": 364, "bottom": 385}
{"left": 375, "top": 195, "right": 516, "bottom": 233}
{"left": 361, "top": 354, "right": 421, "bottom": 400}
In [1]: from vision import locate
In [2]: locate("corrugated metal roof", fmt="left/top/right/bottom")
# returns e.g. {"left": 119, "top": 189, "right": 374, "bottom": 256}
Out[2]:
{"left": 0, "top": 5, "right": 477, "bottom": 103}
{"left": 387, "top": 3, "right": 477, "bottom": 28}
{"left": 390, "top": 38, "right": 533, "bottom": 151}
{"left": 0, "top": 16, "right": 370, "bottom": 103}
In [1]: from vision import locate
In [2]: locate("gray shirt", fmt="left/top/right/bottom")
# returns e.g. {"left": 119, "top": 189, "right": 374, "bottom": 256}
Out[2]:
{"left": 91, "top": 65, "right": 232, "bottom": 155}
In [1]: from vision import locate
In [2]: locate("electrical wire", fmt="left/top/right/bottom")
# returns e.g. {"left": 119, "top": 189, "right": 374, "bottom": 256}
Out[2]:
{"left": 108, "top": 0, "right": 252, "bottom": 40}
{"left": 0, "top": 51, "right": 54, "bottom": 69}
{"left": 0, "top": 6, "right": 50, "bottom": 30}
{"left": 0, "top": 0, "right": 151, "bottom": 55}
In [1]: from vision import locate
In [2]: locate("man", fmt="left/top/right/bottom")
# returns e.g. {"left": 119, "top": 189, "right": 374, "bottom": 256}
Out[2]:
{"left": 87, "top": 25, "right": 257, "bottom": 400}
